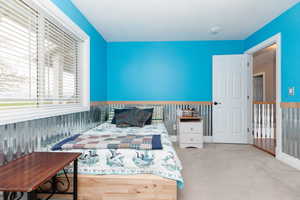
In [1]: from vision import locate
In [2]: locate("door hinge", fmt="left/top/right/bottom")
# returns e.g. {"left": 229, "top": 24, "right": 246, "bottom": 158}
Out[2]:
{"left": 247, "top": 62, "right": 250, "bottom": 67}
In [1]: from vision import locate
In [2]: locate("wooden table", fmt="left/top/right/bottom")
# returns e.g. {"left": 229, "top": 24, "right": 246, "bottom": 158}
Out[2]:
{"left": 0, "top": 152, "right": 81, "bottom": 200}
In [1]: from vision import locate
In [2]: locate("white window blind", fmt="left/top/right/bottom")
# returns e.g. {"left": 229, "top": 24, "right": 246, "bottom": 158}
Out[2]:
{"left": 0, "top": 0, "right": 81, "bottom": 110}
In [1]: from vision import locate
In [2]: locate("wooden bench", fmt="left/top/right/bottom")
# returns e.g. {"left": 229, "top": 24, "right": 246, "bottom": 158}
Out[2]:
{"left": 0, "top": 152, "right": 81, "bottom": 200}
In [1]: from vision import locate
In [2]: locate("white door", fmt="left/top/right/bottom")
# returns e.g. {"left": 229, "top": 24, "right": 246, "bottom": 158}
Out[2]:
{"left": 213, "top": 55, "right": 250, "bottom": 144}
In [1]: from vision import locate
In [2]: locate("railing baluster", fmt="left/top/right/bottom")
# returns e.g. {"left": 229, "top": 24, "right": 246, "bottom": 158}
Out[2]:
{"left": 267, "top": 104, "right": 270, "bottom": 138}
{"left": 253, "top": 104, "right": 257, "bottom": 138}
{"left": 253, "top": 102, "right": 276, "bottom": 139}
{"left": 270, "top": 104, "right": 274, "bottom": 139}
{"left": 263, "top": 104, "right": 267, "bottom": 138}
{"left": 258, "top": 104, "right": 261, "bottom": 138}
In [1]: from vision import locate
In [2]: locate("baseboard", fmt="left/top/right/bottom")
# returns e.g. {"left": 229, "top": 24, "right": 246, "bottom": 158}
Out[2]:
{"left": 277, "top": 152, "right": 300, "bottom": 171}
{"left": 204, "top": 136, "right": 213, "bottom": 143}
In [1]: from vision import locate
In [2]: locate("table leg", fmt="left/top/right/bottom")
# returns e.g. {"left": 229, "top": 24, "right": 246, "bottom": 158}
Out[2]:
{"left": 3, "top": 192, "right": 25, "bottom": 200}
{"left": 73, "top": 159, "right": 78, "bottom": 200}
{"left": 3, "top": 192, "right": 9, "bottom": 200}
{"left": 27, "top": 190, "right": 37, "bottom": 200}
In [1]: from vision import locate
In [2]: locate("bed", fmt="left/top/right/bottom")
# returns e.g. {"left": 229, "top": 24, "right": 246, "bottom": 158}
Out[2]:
{"left": 46, "top": 122, "right": 183, "bottom": 200}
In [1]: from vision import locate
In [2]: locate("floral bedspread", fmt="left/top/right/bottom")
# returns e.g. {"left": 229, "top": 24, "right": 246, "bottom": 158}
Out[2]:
{"left": 54, "top": 122, "right": 184, "bottom": 188}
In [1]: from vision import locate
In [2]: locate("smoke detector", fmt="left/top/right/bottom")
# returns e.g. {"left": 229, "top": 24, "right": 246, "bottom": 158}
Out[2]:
{"left": 210, "top": 26, "right": 222, "bottom": 35}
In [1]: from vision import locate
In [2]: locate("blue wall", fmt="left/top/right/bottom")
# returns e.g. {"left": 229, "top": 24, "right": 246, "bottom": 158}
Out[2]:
{"left": 107, "top": 41, "right": 244, "bottom": 101}
{"left": 51, "top": 0, "right": 107, "bottom": 101}
{"left": 245, "top": 3, "right": 300, "bottom": 102}
{"left": 52, "top": 1, "right": 300, "bottom": 102}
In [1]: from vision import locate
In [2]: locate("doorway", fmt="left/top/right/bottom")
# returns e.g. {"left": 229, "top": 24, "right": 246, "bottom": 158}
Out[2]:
{"left": 246, "top": 34, "right": 281, "bottom": 157}
{"left": 212, "top": 34, "right": 281, "bottom": 155}
{"left": 252, "top": 44, "right": 277, "bottom": 155}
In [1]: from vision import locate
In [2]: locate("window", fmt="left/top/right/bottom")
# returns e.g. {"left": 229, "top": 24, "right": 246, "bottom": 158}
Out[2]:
{"left": 0, "top": 0, "right": 38, "bottom": 109}
{"left": 41, "top": 18, "right": 80, "bottom": 106}
{"left": 0, "top": 0, "right": 90, "bottom": 125}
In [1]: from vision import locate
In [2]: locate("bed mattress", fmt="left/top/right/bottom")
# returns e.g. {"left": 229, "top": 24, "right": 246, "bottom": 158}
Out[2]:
{"left": 53, "top": 122, "right": 184, "bottom": 188}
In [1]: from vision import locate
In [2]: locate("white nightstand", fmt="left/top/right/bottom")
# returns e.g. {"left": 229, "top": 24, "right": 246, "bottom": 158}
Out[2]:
{"left": 178, "top": 117, "right": 203, "bottom": 148}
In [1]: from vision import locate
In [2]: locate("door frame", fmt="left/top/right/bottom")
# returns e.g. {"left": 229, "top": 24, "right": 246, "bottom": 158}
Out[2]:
{"left": 245, "top": 33, "right": 282, "bottom": 156}
{"left": 253, "top": 72, "right": 266, "bottom": 101}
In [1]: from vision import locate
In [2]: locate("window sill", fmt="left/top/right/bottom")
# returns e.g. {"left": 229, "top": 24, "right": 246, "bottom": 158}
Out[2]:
{"left": 0, "top": 105, "right": 90, "bottom": 126}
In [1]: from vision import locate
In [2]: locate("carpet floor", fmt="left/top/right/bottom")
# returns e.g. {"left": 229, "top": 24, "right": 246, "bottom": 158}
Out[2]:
{"left": 175, "top": 144, "right": 300, "bottom": 200}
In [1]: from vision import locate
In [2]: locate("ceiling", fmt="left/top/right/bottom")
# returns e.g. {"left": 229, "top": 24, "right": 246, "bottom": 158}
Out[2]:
{"left": 71, "top": 0, "right": 299, "bottom": 42}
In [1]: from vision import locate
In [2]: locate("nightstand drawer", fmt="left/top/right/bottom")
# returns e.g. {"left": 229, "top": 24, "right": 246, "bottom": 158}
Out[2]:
{"left": 180, "top": 134, "right": 202, "bottom": 143}
{"left": 181, "top": 123, "right": 202, "bottom": 134}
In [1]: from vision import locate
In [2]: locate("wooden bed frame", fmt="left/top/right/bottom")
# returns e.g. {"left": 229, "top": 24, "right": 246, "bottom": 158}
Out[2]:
{"left": 38, "top": 107, "right": 178, "bottom": 200}
{"left": 40, "top": 174, "right": 177, "bottom": 200}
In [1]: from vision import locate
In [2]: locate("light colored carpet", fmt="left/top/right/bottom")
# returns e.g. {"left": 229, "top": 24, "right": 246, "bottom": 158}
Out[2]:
{"left": 175, "top": 144, "right": 300, "bottom": 200}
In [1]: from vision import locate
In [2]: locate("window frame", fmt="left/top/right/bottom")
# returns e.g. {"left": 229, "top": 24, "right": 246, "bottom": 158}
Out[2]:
{"left": 0, "top": 0, "right": 90, "bottom": 125}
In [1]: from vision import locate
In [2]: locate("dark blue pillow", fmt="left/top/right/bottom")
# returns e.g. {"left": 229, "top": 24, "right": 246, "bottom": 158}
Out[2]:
{"left": 142, "top": 108, "right": 154, "bottom": 125}
{"left": 115, "top": 109, "right": 152, "bottom": 128}
{"left": 112, "top": 108, "right": 136, "bottom": 124}
{"left": 112, "top": 108, "right": 154, "bottom": 125}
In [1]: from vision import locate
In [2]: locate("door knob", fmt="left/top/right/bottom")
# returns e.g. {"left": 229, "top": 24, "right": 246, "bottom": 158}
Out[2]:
{"left": 214, "top": 102, "right": 221, "bottom": 105}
